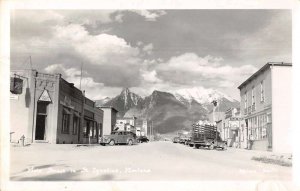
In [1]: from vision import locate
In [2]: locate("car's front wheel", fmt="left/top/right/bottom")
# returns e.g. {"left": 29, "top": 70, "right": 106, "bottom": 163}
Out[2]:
{"left": 109, "top": 139, "right": 115, "bottom": 146}
{"left": 128, "top": 139, "right": 133, "bottom": 145}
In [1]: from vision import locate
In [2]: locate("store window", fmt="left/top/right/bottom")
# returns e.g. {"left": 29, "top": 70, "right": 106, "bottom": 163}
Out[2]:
{"left": 62, "top": 107, "right": 71, "bottom": 134}
{"left": 83, "top": 120, "right": 92, "bottom": 138}
{"left": 73, "top": 116, "right": 80, "bottom": 135}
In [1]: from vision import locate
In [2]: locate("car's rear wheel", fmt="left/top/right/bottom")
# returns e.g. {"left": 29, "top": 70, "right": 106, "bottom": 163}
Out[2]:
{"left": 128, "top": 139, "right": 133, "bottom": 145}
{"left": 209, "top": 144, "right": 214, "bottom": 150}
{"left": 109, "top": 140, "right": 115, "bottom": 146}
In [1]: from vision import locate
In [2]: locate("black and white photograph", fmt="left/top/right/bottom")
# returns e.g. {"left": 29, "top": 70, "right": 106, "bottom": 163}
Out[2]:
{"left": 1, "top": 1, "right": 300, "bottom": 191}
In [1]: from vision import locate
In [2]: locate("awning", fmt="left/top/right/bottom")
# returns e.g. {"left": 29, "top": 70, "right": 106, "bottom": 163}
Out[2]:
{"left": 74, "top": 111, "right": 80, "bottom": 117}
{"left": 63, "top": 108, "right": 71, "bottom": 115}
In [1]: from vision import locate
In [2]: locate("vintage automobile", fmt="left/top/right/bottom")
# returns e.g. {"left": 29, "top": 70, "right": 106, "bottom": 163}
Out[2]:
{"left": 172, "top": 137, "right": 180, "bottom": 143}
{"left": 137, "top": 136, "right": 149, "bottom": 143}
{"left": 100, "top": 131, "right": 137, "bottom": 146}
{"left": 179, "top": 136, "right": 189, "bottom": 144}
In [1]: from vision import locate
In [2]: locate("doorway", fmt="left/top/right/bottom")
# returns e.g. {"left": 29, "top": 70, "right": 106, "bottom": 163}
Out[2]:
{"left": 35, "top": 115, "right": 46, "bottom": 140}
{"left": 35, "top": 101, "right": 48, "bottom": 140}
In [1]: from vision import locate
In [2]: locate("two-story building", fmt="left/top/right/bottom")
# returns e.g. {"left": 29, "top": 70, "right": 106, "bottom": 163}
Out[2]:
{"left": 220, "top": 108, "right": 247, "bottom": 148}
{"left": 98, "top": 106, "right": 118, "bottom": 136}
{"left": 238, "top": 62, "right": 292, "bottom": 153}
{"left": 115, "top": 116, "right": 136, "bottom": 131}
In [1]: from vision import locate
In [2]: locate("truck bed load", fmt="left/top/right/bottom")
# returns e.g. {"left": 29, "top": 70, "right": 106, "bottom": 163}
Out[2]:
{"left": 190, "top": 122, "right": 227, "bottom": 150}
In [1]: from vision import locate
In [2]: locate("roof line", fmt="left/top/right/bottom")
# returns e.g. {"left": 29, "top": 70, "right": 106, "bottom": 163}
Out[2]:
{"left": 238, "top": 62, "right": 292, "bottom": 89}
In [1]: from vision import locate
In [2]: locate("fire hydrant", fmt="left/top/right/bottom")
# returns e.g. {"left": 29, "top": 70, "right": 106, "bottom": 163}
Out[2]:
{"left": 20, "top": 135, "right": 25, "bottom": 147}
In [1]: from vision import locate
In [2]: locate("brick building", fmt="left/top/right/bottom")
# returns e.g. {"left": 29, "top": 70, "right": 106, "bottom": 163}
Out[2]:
{"left": 10, "top": 69, "right": 103, "bottom": 144}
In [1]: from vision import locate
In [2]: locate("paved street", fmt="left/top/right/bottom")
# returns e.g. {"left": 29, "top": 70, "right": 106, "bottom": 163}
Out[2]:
{"left": 10, "top": 141, "right": 291, "bottom": 181}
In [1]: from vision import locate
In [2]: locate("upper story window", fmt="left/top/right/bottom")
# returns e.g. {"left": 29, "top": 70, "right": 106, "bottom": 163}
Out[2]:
{"left": 251, "top": 86, "right": 255, "bottom": 106}
{"left": 252, "top": 86, "right": 256, "bottom": 111}
{"left": 260, "top": 80, "right": 265, "bottom": 102}
{"left": 244, "top": 91, "right": 247, "bottom": 109}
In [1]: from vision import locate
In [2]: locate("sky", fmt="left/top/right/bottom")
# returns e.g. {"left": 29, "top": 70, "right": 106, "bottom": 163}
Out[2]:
{"left": 10, "top": 10, "right": 292, "bottom": 100}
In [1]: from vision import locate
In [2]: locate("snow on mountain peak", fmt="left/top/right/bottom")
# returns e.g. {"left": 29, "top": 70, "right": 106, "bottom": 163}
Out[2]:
{"left": 173, "top": 87, "right": 236, "bottom": 104}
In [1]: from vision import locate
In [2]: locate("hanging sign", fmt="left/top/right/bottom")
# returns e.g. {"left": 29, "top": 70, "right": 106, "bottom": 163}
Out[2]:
{"left": 38, "top": 89, "right": 52, "bottom": 102}
{"left": 10, "top": 77, "right": 23, "bottom": 94}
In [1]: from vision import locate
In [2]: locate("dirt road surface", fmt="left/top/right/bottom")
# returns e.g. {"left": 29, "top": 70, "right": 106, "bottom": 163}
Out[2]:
{"left": 10, "top": 141, "right": 292, "bottom": 181}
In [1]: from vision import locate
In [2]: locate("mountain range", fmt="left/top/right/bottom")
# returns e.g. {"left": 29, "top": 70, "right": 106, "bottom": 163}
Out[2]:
{"left": 95, "top": 88, "right": 239, "bottom": 134}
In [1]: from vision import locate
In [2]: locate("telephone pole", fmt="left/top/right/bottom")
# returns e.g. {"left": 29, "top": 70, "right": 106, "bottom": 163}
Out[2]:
{"left": 29, "top": 56, "right": 32, "bottom": 70}
{"left": 79, "top": 62, "right": 83, "bottom": 90}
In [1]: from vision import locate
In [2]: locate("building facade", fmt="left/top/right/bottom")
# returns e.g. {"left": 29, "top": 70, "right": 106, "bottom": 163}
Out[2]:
{"left": 116, "top": 117, "right": 136, "bottom": 131}
{"left": 238, "top": 62, "right": 292, "bottom": 153}
{"left": 219, "top": 108, "right": 247, "bottom": 148}
{"left": 98, "top": 106, "right": 118, "bottom": 136}
{"left": 10, "top": 69, "right": 103, "bottom": 144}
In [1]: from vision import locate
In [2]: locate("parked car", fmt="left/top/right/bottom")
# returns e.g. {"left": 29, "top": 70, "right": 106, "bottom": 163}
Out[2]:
{"left": 185, "top": 136, "right": 192, "bottom": 146}
{"left": 179, "top": 136, "right": 189, "bottom": 144}
{"left": 137, "top": 136, "right": 149, "bottom": 143}
{"left": 172, "top": 137, "right": 180, "bottom": 143}
{"left": 100, "top": 131, "right": 137, "bottom": 146}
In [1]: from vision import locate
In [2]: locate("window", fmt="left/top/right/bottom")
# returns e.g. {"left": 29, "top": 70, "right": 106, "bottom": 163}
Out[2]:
{"left": 260, "top": 80, "right": 265, "bottom": 102}
{"left": 83, "top": 120, "right": 91, "bottom": 138}
{"left": 251, "top": 87, "right": 256, "bottom": 111}
{"left": 251, "top": 87, "right": 255, "bottom": 106}
{"left": 92, "top": 122, "right": 97, "bottom": 138}
{"left": 62, "top": 108, "right": 70, "bottom": 134}
{"left": 73, "top": 116, "right": 80, "bottom": 135}
{"left": 244, "top": 91, "right": 247, "bottom": 109}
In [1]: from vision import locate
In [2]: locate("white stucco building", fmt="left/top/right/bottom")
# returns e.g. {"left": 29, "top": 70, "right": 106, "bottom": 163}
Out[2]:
{"left": 238, "top": 62, "right": 292, "bottom": 153}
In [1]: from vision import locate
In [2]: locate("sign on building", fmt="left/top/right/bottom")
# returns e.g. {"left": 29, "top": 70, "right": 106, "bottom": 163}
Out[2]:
{"left": 38, "top": 89, "right": 52, "bottom": 102}
{"left": 10, "top": 77, "right": 23, "bottom": 94}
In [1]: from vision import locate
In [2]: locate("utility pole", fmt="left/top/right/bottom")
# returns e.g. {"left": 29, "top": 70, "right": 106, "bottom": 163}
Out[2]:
{"left": 29, "top": 56, "right": 32, "bottom": 70}
{"left": 152, "top": 121, "right": 154, "bottom": 141}
{"left": 212, "top": 99, "right": 218, "bottom": 142}
{"left": 79, "top": 62, "right": 83, "bottom": 90}
{"left": 150, "top": 121, "right": 151, "bottom": 141}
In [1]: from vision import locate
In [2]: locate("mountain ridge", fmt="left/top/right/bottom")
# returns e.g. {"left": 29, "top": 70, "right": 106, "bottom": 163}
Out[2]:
{"left": 95, "top": 88, "right": 239, "bottom": 133}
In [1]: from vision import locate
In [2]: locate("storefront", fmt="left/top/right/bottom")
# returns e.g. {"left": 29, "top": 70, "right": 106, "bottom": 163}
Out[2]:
{"left": 10, "top": 69, "right": 104, "bottom": 144}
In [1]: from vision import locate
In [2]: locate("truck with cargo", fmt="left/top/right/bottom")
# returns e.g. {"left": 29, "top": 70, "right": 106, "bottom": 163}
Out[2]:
{"left": 190, "top": 122, "right": 227, "bottom": 150}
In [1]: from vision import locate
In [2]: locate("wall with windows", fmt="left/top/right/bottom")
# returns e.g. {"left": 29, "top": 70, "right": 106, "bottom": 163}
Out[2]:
{"left": 271, "top": 65, "right": 292, "bottom": 153}
{"left": 56, "top": 78, "right": 83, "bottom": 144}
{"left": 239, "top": 64, "right": 292, "bottom": 152}
{"left": 239, "top": 67, "right": 272, "bottom": 150}
{"left": 240, "top": 68, "right": 272, "bottom": 116}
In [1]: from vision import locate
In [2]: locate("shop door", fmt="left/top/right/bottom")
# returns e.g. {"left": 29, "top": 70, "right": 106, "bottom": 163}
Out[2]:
{"left": 35, "top": 101, "right": 48, "bottom": 140}
{"left": 35, "top": 115, "right": 46, "bottom": 140}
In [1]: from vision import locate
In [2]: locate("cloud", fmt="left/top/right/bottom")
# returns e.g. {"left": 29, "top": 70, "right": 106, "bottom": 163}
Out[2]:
{"left": 154, "top": 53, "right": 257, "bottom": 88}
{"left": 141, "top": 70, "right": 162, "bottom": 83}
{"left": 129, "top": 10, "right": 166, "bottom": 21}
{"left": 142, "top": 43, "right": 154, "bottom": 55}
{"left": 54, "top": 24, "right": 140, "bottom": 65}
{"left": 11, "top": 10, "right": 289, "bottom": 101}
{"left": 237, "top": 11, "right": 292, "bottom": 63}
